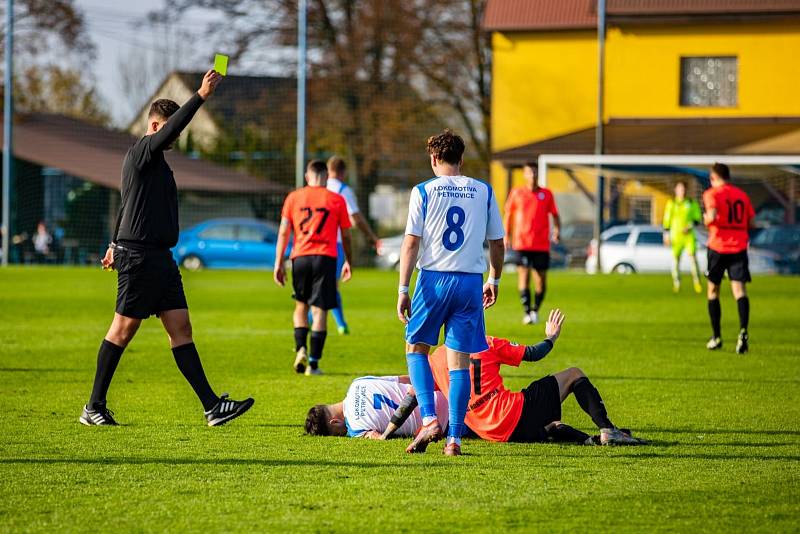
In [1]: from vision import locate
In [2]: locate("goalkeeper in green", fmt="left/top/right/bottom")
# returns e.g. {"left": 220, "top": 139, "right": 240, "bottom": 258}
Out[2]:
{"left": 662, "top": 180, "right": 702, "bottom": 293}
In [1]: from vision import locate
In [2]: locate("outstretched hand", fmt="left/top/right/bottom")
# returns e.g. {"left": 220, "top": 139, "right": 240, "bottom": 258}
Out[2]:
{"left": 545, "top": 308, "right": 565, "bottom": 341}
{"left": 198, "top": 69, "right": 223, "bottom": 99}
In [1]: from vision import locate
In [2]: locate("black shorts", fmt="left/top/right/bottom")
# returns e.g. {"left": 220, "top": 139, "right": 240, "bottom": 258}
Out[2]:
{"left": 706, "top": 249, "right": 751, "bottom": 285}
{"left": 115, "top": 247, "right": 188, "bottom": 319}
{"left": 514, "top": 250, "right": 550, "bottom": 271}
{"left": 507, "top": 375, "right": 561, "bottom": 443}
{"left": 291, "top": 255, "right": 338, "bottom": 309}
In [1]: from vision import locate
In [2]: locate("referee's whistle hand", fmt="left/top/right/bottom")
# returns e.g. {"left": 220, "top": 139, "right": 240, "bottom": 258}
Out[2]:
{"left": 397, "top": 294, "right": 411, "bottom": 324}
{"left": 101, "top": 248, "right": 115, "bottom": 270}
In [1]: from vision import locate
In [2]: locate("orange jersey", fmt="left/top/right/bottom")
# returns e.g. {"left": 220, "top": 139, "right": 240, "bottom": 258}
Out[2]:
{"left": 504, "top": 187, "right": 558, "bottom": 251}
{"left": 429, "top": 336, "right": 526, "bottom": 442}
{"left": 703, "top": 184, "right": 754, "bottom": 253}
{"left": 281, "top": 186, "right": 351, "bottom": 259}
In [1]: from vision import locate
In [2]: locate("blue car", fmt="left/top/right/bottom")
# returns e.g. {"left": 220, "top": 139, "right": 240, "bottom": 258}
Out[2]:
{"left": 172, "top": 218, "right": 280, "bottom": 270}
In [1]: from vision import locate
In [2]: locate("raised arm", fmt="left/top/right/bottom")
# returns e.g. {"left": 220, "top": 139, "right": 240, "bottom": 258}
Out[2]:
{"left": 523, "top": 309, "right": 565, "bottom": 362}
{"left": 147, "top": 70, "right": 222, "bottom": 153}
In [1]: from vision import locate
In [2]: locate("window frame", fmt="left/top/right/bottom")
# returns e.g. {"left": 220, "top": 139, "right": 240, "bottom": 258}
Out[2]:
{"left": 679, "top": 55, "right": 738, "bottom": 108}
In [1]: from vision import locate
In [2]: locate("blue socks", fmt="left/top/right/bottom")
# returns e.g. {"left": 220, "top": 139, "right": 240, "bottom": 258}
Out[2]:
{"left": 447, "top": 368, "right": 471, "bottom": 445}
{"left": 331, "top": 292, "right": 347, "bottom": 329}
{"left": 406, "top": 352, "right": 436, "bottom": 420}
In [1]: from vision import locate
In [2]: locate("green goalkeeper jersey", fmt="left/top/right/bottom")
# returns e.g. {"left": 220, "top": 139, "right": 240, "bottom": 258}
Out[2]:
{"left": 663, "top": 197, "right": 701, "bottom": 241}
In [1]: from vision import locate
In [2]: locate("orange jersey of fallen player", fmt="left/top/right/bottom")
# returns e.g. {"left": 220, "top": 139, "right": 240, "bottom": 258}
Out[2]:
{"left": 429, "top": 336, "right": 526, "bottom": 442}
{"left": 504, "top": 186, "right": 558, "bottom": 251}
{"left": 703, "top": 183, "right": 754, "bottom": 254}
{"left": 281, "top": 186, "right": 351, "bottom": 259}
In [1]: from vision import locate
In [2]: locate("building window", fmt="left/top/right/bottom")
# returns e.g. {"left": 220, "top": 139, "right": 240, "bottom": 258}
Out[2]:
{"left": 680, "top": 56, "right": 737, "bottom": 107}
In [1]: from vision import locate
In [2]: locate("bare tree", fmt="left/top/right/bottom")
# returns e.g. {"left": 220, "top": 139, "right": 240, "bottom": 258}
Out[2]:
{"left": 0, "top": 0, "right": 93, "bottom": 61}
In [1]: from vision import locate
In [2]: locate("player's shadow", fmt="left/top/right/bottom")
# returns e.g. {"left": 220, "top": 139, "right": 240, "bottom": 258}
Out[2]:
{"left": 554, "top": 451, "right": 800, "bottom": 462}
{"left": 635, "top": 427, "right": 800, "bottom": 437}
{"left": 0, "top": 457, "right": 452, "bottom": 469}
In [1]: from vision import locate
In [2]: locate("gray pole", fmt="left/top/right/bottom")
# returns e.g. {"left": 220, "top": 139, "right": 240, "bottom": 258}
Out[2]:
{"left": 593, "top": 0, "right": 606, "bottom": 272}
{"left": 295, "top": 0, "right": 307, "bottom": 189}
{"left": 1, "top": 0, "right": 12, "bottom": 266}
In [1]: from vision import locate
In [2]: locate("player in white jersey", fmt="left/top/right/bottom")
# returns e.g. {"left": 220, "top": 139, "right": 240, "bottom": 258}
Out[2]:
{"left": 397, "top": 129, "right": 505, "bottom": 456}
{"left": 324, "top": 156, "right": 380, "bottom": 335}
{"left": 304, "top": 376, "right": 449, "bottom": 438}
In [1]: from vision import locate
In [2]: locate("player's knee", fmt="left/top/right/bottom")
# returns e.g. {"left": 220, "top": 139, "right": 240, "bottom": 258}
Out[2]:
{"left": 570, "top": 367, "right": 586, "bottom": 379}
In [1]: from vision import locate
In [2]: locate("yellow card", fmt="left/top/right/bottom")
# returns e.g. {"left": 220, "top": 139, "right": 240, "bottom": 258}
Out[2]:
{"left": 214, "top": 54, "right": 229, "bottom": 76}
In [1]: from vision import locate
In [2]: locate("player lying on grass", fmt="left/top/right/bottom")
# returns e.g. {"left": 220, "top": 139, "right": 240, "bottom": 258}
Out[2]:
{"left": 304, "top": 376, "right": 449, "bottom": 439}
{"left": 305, "top": 310, "right": 643, "bottom": 445}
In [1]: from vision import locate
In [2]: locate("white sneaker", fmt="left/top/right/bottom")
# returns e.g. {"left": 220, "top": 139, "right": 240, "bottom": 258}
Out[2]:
{"left": 529, "top": 310, "right": 539, "bottom": 324}
{"left": 522, "top": 313, "right": 533, "bottom": 325}
{"left": 293, "top": 347, "right": 308, "bottom": 374}
{"left": 600, "top": 427, "right": 641, "bottom": 446}
{"left": 305, "top": 366, "right": 323, "bottom": 376}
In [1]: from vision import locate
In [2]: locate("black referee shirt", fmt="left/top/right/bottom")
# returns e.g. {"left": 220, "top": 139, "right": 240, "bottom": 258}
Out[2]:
{"left": 114, "top": 93, "right": 205, "bottom": 250}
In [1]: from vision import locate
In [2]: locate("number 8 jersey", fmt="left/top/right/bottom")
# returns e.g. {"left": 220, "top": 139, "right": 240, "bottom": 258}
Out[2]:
{"left": 406, "top": 175, "right": 504, "bottom": 273}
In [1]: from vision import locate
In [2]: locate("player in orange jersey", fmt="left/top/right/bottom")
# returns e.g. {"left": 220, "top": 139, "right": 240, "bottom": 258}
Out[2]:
{"left": 702, "top": 163, "right": 756, "bottom": 354}
{"left": 274, "top": 160, "right": 353, "bottom": 375}
{"left": 504, "top": 162, "right": 560, "bottom": 325}
{"left": 377, "top": 310, "right": 644, "bottom": 446}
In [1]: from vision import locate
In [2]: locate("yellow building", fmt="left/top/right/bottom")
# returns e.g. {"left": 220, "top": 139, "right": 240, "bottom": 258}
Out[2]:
{"left": 484, "top": 0, "right": 800, "bottom": 226}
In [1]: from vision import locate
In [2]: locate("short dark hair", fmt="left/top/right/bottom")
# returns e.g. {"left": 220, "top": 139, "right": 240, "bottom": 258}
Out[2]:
{"left": 523, "top": 161, "right": 538, "bottom": 173}
{"left": 305, "top": 405, "right": 330, "bottom": 436}
{"left": 306, "top": 160, "right": 328, "bottom": 180}
{"left": 327, "top": 156, "right": 346, "bottom": 176}
{"left": 711, "top": 162, "right": 730, "bottom": 181}
{"left": 426, "top": 129, "right": 465, "bottom": 165}
{"left": 148, "top": 99, "right": 180, "bottom": 120}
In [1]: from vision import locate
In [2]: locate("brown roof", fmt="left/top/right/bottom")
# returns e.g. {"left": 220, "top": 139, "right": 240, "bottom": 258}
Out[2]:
{"left": 493, "top": 117, "right": 800, "bottom": 165}
{"left": 483, "top": 0, "right": 800, "bottom": 31}
{"left": 1, "top": 113, "right": 286, "bottom": 194}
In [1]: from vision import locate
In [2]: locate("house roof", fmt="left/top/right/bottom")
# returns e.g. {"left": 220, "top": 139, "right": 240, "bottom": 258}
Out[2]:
{"left": 2, "top": 112, "right": 286, "bottom": 193}
{"left": 483, "top": 0, "right": 800, "bottom": 31}
{"left": 493, "top": 117, "right": 800, "bottom": 165}
{"left": 129, "top": 72, "right": 297, "bottom": 133}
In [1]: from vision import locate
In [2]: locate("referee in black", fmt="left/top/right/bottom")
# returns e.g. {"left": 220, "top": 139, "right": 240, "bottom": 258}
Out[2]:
{"left": 80, "top": 69, "right": 254, "bottom": 427}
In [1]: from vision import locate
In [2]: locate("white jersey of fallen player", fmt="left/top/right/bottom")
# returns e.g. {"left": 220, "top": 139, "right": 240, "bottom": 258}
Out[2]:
{"left": 327, "top": 177, "right": 358, "bottom": 244}
{"left": 406, "top": 175, "right": 504, "bottom": 274}
{"left": 343, "top": 376, "right": 449, "bottom": 437}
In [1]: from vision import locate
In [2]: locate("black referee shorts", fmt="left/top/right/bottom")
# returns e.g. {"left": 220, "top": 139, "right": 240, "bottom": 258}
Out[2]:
{"left": 114, "top": 247, "right": 188, "bottom": 319}
{"left": 507, "top": 375, "right": 562, "bottom": 443}
{"left": 291, "top": 255, "right": 338, "bottom": 310}
{"left": 706, "top": 249, "right": 751, "bottom": 285}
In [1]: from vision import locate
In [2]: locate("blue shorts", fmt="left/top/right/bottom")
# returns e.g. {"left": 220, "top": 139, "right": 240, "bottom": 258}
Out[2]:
{"left": 405, "top": 270, "right": 488, "bottom": 354}
{"left": 336, "top": 242, "right": 345, "bottom": 279}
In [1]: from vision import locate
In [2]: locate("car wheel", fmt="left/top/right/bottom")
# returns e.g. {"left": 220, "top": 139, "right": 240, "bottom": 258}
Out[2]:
{"left": 182, "top": 254, "right": 204, "bottom": 271}
{"left": 612, "top": 262, "right": 636, "bottom": 274}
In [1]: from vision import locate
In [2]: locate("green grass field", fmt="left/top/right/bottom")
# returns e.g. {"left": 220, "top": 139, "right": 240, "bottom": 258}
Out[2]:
{"left": 1, "top": 267, "right": 798, "bottom": 532}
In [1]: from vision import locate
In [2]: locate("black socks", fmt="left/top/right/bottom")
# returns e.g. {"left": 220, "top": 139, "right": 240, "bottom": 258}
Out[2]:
{"left": 533, "top": 291, "right": 545, "bottom": 312}
{"left": 572, "top": 377, "right": 614, "bottom": 430}
{"left": 88, "top": 339, "right": 125, "bottom": 409}
{"left": 294, "top": 327, "right": 309, "bottom": 351}
{"left": 737, "top": 296, "right": 749, "bottom": 331}
{"left": 708, "top": 299, "right": 722, "bottom": 338}
{"left": 519, "top": 289, "right": 531, "bottom": 313}
{"left": 309, "top": 331, "right": 327, "bottom": 369}
{"left": 172, "top": 343, "right": 218, "bottom": 411}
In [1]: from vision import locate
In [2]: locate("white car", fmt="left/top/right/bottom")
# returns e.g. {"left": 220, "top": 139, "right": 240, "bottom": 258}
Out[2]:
{"left": 585, "top": 224, "right": 780, "bottom": 275}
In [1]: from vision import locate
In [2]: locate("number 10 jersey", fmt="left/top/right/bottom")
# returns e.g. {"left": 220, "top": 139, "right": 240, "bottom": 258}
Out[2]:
{"left": 405, "top": 175, "right": 504, "bottom": 274}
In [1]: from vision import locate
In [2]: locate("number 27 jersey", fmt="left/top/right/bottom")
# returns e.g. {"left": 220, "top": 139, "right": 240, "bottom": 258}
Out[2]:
{"left": 281, "top": 186, "right": 351, "bottom": 259}
{"left": 405, "top": 175, "right": 504, "bottom": 274}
